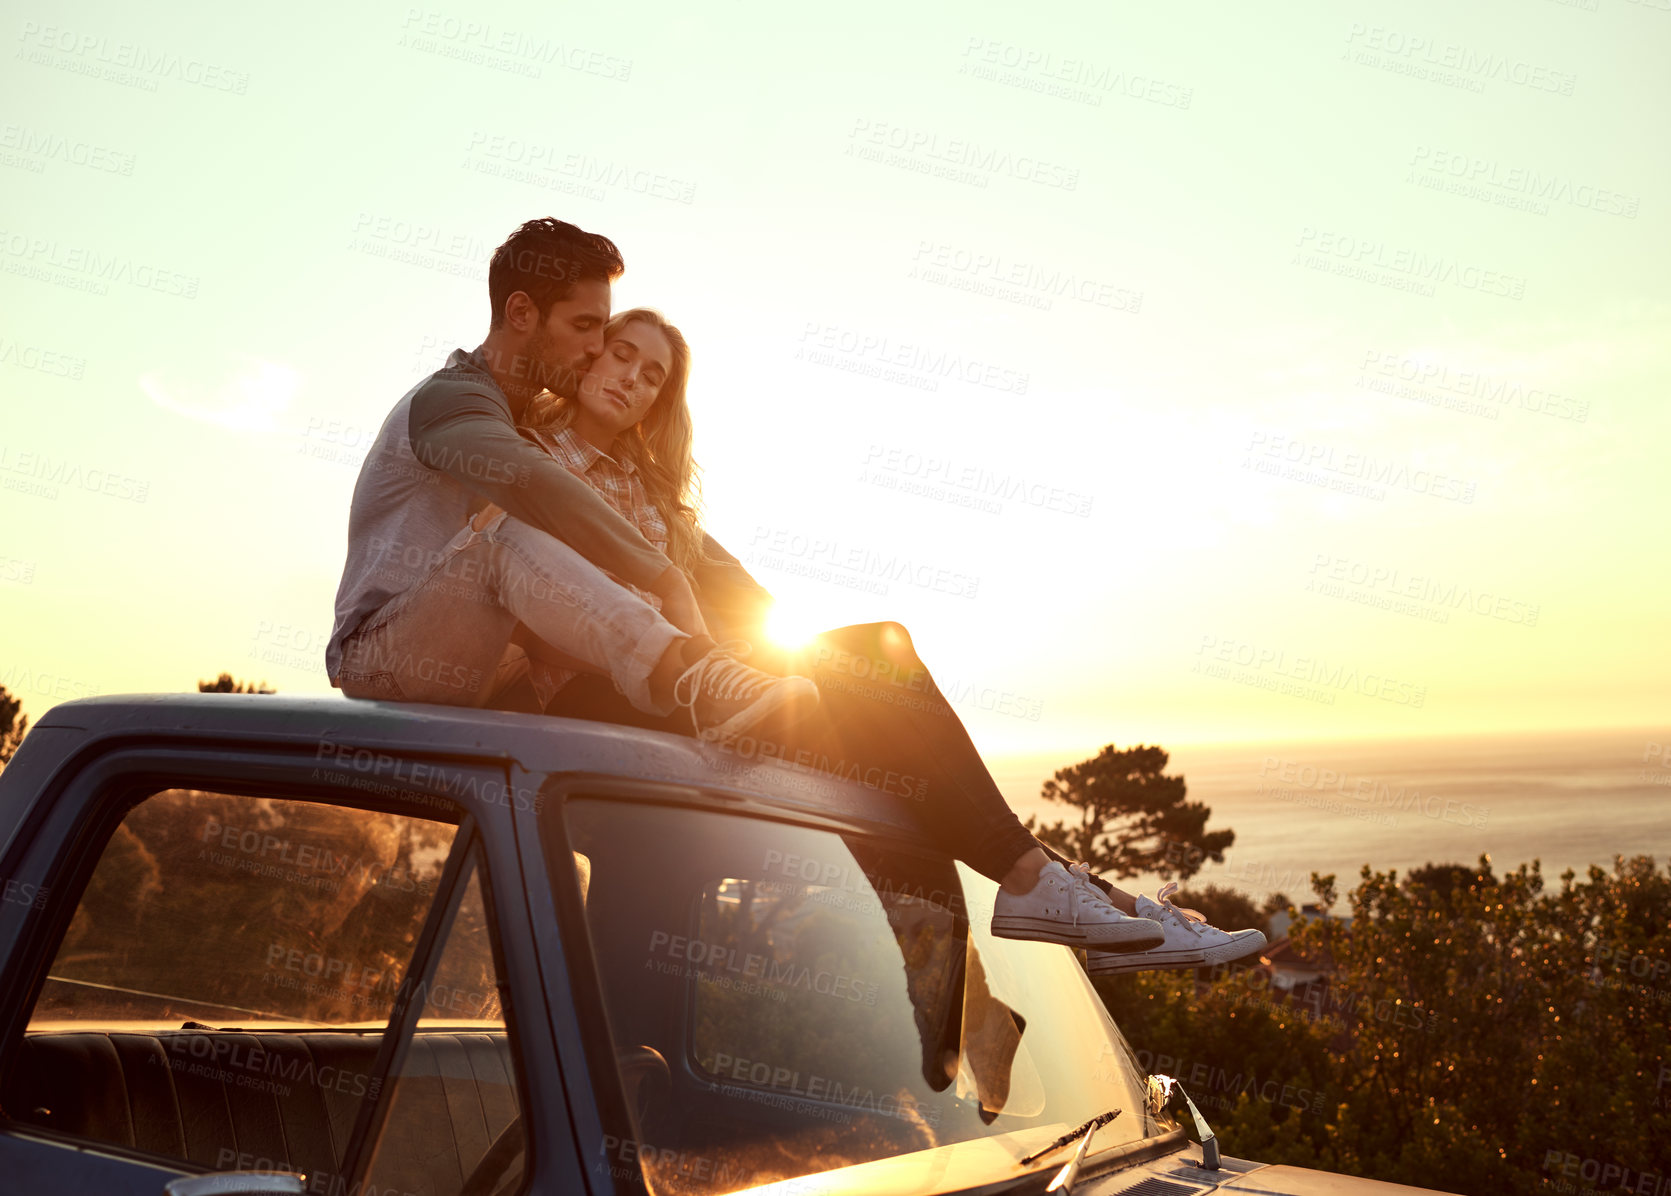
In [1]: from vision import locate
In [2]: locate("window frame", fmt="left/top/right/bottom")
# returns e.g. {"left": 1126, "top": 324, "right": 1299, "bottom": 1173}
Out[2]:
{"left": 0, "top": 747, "right": 485, "bottom": 1046}
{"left": 536, "top": 772, "right": 1193, "bottom": 1195}
{"left": 0, "top": 742, "right": 538, "bottom": 1196}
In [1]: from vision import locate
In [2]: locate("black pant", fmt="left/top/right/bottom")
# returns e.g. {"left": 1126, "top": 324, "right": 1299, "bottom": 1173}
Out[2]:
{"left": 541, "top": 622, "right": 1045, "bottom": 884}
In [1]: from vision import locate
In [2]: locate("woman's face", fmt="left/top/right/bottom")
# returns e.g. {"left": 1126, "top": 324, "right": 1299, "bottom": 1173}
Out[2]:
{"left": 574, "top": 319, "right": 674, "bottom": 443}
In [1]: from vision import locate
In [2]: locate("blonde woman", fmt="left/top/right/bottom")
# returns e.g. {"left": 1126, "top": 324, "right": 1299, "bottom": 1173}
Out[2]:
{"left": 479, "top": 306, "right": 1266, "bottom": 973}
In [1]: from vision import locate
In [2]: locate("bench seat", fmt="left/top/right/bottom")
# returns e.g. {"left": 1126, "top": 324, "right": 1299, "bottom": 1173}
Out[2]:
{"left": 1, "top": 1029, "right": 517, "bottom": 1195}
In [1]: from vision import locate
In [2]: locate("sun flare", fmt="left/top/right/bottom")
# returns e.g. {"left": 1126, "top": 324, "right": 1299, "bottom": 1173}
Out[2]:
{"left": 763, "top": 602, "right": 824, "bottom": 650}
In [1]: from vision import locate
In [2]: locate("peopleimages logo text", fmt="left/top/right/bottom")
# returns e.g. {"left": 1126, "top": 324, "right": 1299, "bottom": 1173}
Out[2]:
{"left": 1258, "top": 757, "right": 1487, "bottom": 828}
{"left": 848, "top": 119, "right": 1079, "bottom": 190}
{"left": 1295, "top": 227, "right": 1526, "bottom": 300}
{"left": 1196, "top": 635, "right": 1427, "bottom": 708}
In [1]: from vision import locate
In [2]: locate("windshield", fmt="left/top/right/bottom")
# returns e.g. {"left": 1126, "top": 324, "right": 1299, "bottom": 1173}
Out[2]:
{"left": 551, "top": 797, "right": 1162, "bottom": 1195}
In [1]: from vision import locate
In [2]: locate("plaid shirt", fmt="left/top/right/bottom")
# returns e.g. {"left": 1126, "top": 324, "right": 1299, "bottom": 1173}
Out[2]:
{"left": 517, "top": 423, "right": 673, "bottom": 706}
{"left": 523, "top": 424, "right": 669, "bottom": 611}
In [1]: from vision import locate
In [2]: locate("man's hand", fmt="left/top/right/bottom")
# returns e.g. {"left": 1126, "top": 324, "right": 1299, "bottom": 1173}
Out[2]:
{"left": 471, "top": 502, "right": 506, "bottom": 532}
{"left": 652, "top": 563, "right": 710, "bottom": 638}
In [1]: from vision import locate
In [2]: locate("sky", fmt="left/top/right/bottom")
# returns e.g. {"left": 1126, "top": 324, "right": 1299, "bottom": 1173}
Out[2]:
{"left": 3, "top": 0, "right": 1668, "bottom": 768}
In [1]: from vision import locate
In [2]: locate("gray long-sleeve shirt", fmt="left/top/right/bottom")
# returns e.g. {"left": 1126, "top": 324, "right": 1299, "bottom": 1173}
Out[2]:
{"left": 326, "top": 347, "right": 671, "bottom": 679}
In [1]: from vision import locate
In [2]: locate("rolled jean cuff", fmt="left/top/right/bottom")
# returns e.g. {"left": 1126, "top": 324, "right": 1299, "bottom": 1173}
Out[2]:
{"left": 622, "top": 619, "right": 688, "bottom": 717}
{"left": 484, "top": 513, "right": 686, "bottom": 717}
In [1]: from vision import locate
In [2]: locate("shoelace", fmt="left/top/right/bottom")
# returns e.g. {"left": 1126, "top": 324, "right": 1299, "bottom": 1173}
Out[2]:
{"left": 1064, "top": 862, "right": 1120, "bottom": 927}
{"left": 1154, "top": 881, "right": 1207, "bottom": 937}
{"left": 672, "top": 641, "right": 770, "bottom": 735}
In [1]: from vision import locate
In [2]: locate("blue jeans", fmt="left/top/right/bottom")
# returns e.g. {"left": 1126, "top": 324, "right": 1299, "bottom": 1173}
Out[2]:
{"left": 333, "top": 512, "right": 684, "bottom": 714}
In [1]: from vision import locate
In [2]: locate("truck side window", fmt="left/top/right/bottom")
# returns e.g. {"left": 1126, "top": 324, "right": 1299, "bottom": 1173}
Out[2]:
{"left": 0, "top": 785, "right": 520, "bottom": 1196}
{"left": 29, "top": 788, "right": 453, "bottom": 1028}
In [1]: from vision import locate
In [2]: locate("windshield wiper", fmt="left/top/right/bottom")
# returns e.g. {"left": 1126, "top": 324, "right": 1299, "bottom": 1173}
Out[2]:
{"left": 1017, "top": 1108, "right": 1121, "bottom": 1194}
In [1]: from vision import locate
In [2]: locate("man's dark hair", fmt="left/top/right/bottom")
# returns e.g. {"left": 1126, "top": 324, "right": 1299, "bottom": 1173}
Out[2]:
{"left": 487, "top": 218, "right": 624, "bottom": 329}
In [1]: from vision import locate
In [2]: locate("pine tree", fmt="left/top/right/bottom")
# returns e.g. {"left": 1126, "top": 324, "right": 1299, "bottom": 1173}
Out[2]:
{"left": 1026, "top": 743, "right": 1234, "bottom": 881}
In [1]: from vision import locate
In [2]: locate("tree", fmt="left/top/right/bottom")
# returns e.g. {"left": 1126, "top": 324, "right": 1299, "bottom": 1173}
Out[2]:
{"left": 1025, "top": 743, "right": 1234, "bottom": 881}
{"left": 0, "top": 686, "right": 28, "bottom": 767}
{"left": 1403, "top": 861, "right": 1476, "bottom": 900}
{"left": 197, "top": 673, "right": 275, "bottom": 694}
{"left": 46, "top": 787, "right": 452, "bottom": 1025}
{"left": 1097, "top": 854, "right": 1671, "bottom": 1195}
{"left": 1260, "top": 891, "right": 1294, "bottom": 936}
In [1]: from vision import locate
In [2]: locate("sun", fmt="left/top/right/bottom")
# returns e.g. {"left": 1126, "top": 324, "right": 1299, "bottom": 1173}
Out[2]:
{"left": 763, "top": 602, "right": 824, "bottom": 650}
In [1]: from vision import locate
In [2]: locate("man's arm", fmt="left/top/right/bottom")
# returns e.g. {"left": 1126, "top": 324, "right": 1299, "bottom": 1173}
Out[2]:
{"left": 408, "top": 383, "right": 670, "bottom": 591}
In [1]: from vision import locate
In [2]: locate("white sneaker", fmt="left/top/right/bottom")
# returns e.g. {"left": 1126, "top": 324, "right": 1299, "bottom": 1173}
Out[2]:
{"left": 991, "top": 862, "right": 1166, "bottom": 951}
{"left": 673, "top": 642, "right": 820, "bottom": 746}
{"left": 1084, "top": 882, "right": 1267, "bottom": 976}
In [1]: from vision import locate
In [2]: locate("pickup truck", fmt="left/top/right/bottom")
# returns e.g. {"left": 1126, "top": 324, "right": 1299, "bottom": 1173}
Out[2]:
{"left": 0, "top": 693, "right": 1452, "bottom": 1196}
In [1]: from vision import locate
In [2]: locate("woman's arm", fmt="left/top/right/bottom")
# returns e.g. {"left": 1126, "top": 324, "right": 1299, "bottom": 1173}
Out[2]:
{"left": 690, "top": 532, "right": 774, "bottom": 645}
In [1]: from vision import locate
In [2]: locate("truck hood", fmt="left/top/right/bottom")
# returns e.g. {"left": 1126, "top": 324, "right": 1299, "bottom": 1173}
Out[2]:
{"left": 1213, "top": 1162, "right": 1455, "bottom": 1194}
{"left": 709, "top": 1135, "right": 1454, "bottom": 1196}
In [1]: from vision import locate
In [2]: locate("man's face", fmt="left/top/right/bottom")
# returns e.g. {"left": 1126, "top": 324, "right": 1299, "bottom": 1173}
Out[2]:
{"left": 523, "top": 277, "right": 611, "bottom": 400}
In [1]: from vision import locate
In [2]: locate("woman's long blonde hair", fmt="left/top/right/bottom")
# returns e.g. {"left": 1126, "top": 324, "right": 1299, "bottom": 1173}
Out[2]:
{"left": 521, "top": 307, "right": 709, "bottom": 574}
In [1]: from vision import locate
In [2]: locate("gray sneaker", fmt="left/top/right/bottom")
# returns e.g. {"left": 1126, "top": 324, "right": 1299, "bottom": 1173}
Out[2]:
{"left": 991, "top": 861, "right": 1166, "bottom": 951}
{"left": 673, "top": 643, "right": 820, "bottom": 746}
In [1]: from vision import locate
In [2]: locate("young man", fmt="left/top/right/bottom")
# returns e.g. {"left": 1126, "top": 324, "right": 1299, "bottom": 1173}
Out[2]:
{"left": 325, "top": 217, "right": 816, "bottom": 741}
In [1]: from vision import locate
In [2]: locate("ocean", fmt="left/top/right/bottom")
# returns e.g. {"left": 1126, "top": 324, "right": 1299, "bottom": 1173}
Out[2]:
{"left": 987, "top": 725, "right": 1671, "bottom": 909}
